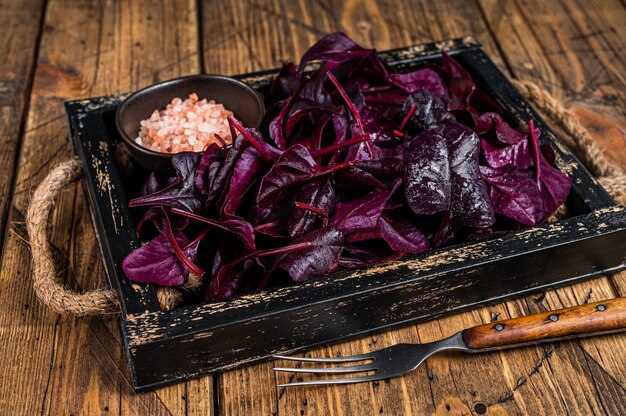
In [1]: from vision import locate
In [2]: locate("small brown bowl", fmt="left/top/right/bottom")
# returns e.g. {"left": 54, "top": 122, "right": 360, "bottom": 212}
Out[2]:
{"left": 115, "top": 74, "right": 265, "bottom": 172}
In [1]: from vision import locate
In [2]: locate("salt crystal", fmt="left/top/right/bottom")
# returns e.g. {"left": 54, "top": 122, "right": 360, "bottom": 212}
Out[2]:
{"left": 136, "top": 93, "right": 234, "bottom": 154}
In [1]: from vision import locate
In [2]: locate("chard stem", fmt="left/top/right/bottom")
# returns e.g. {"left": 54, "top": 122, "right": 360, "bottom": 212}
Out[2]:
{"left": 171, "top": 208, "right": 231, "bottom": 232}
{"left": 254, "top": 241, "right": 312, "bottom": 258}
{"left": 213, "top": 133, "right": 227, "bottom": 148}
{"left": 228, "top": 116, "right": 272, "bottom": 161}
{"left": 327, "top": 72, "right": 365, "bottom": 135}
{"left": 295, "top": 201, "right": 329, "bottom": 217}
{"left": 312, "top": 134, "right": 371, "bottom": 158}
{"left": 184, "top": 229, "right": 210, "bottom": 249}
{"left": 163, "top": 215, "right": 205, "bottom": 276}
{"left": 399, "top": 105, "right": 417, "bottom": 131}
{"left": 308, "top": 160, "right": 357, "bottom": 181}
{"left": 254, "top": 221, "right": 281, "bottom": 231}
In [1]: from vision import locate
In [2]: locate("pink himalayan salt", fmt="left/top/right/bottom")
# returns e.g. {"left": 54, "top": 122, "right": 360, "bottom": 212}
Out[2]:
{"left": 135, "top": 93, "right": 234, "bottom": 153}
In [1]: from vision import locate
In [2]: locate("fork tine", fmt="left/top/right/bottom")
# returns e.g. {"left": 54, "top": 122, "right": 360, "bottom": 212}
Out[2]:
{"left": 278, "top": 374, "right": 383, "bottom": 387}
{"left": 273, "top": 362, "right": 376, "bottom": 374}
{"left": 272, "top": 354, "right": 372, "bottom": 363}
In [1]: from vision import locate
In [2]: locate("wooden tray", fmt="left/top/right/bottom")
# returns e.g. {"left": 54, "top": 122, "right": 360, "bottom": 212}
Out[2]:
{"left": 65, "top": 36, "right": 626, "bottom": 392}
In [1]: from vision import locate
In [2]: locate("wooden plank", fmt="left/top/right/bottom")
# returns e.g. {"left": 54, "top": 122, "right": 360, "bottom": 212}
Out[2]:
{"left": 476, "top": 0, "right": 626, "bottom": 413}
{"left": 0, "top": 0, "right": 44, "bottom": 252}
{"left": 0, "top": 0, "right": 622, "bottom": 414}
{"left": 200, "top": 0, "right": 626, "bottom": 414}
{"left": 0, "top": 0, "right": 205, "bottom": 415}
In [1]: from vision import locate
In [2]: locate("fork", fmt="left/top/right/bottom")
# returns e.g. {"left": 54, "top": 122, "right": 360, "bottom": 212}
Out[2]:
{"left": 273, "top": 297, "right": 626, "bottom": 387}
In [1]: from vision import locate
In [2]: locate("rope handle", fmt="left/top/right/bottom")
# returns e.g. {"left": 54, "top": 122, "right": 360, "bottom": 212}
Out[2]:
{"left": 25, "top": 81, "right": 625, "bottom": 316}
{"left": 24, "top": 159, "right": 182, "bottom": 315}
{"left": 26, "top": 160, "right": 120, "bottom": 316}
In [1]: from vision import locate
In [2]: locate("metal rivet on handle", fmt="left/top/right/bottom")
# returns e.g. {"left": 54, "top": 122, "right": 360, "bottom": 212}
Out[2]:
{"left": 597, "top": 304, "right": 607, "bottom": 312}
{"left": 549, "top": 314, "right": 558, "bottom": 322}
{"left": 495, "top": 324, "right": 504, "bottom": 331}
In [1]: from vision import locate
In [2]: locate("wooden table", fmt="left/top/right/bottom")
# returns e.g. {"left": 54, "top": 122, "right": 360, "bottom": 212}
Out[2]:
{"left": 1, "top": 0, "right": 624, "bottom": 414}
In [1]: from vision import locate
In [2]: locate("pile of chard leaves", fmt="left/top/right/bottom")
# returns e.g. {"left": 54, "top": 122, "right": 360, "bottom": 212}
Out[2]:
{"left": 122, "top": 32, "right": 571, "bottom": 302}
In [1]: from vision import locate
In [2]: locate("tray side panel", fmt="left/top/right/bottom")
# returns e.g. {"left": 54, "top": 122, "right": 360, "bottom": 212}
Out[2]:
{"left": 127, "top": 209, "right": 626, "bottom": 390}
{"left": 67, "top": 108, "right": 160, "bottom": 315}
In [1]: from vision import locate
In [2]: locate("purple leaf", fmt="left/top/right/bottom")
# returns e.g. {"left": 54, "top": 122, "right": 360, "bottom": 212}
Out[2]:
{"left": 331, "top": 179, "right": 401, "bottom": 233}
{"left": 538, "top": 157, "right": 571, "bottom": 220}
{"left": 137, "top": 206, "right": 189, "bottom": 238}
{"left": 333, "top": 166, "right": 385, "bottom": 188}
{"left": 441, "top": 53, "right": 473, "bottom": 80}
{"left": 529, "top": 122, "right": 571, "bottom": 220}
{"left": 299, "top": 32, "right": 370, "bottom": 69}
{"left": 195, "top": 143, "right": 225, "bottom": 196}
{"left": 475, "top": 112, "right": 526, "bottom": 145}
{"left": 288, "top": 178, "right": 335, "bottom": 238}
{"left": 271, "top": 61, "right": 300, "bottom": 101}
{"left": 434, "top": 123, "right": 494, "bottom": 246}
{"left": 122, "top": 231, "right": 201, "bottom": 286}
{"left": 334, "top": 158, "right": 402, "bottom": 188}
{"left": 480, "top": 136, "right": 533, "bottom": 169}
{"left": 205, "top": 256, "right": 265, "bottom": 301}
{"left": 256, "top": 144, "right": 318, "bottom": 223}
{"left": 206, "top": 134, "right": 248, "bottom": 205}
{"left": 274, "top": 227, "right": 345, "bottom": 282}
{"left": 379, "top": 214, "right": 430, "bottom": 254}
{"left": 140, "top": 172, "right": 165, "bottom": 196}
{"left": 447, "top": 78, "right": 475, "bottom": 111}
{"left": 171, "top": 208, "right": 256, "bottom": 250}
{"left": 402, "top": 90, "right": 454, "bottom": 131}
{"left": 389, "top": 68, "right": 448, "bottom": 98}
{"left": 441, "top": 54, "right": 475, "bottom": 112}
{"left": 269, "top": 76, "right": 311, "bottom": 150}
{"left": 129, "top": 152, "right": 201, "bottom": 212}
{"left": 403, "top": 128, "right": 451, "bottom": 215}
{"left": 480, "top": 165, "right": 544, "bottom": 226}
{"left": 221, "top": 146, "right": 265, "bottom": 218}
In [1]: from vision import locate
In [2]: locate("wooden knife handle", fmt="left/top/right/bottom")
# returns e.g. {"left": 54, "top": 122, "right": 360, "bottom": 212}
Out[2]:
{"left": 462, "top": 298, "right": 626, "bottom": 350}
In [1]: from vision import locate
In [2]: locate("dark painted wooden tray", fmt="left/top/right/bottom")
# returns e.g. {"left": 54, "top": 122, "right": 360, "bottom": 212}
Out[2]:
{"left": 65, "top": 36, "right": 626, "bottom": 392}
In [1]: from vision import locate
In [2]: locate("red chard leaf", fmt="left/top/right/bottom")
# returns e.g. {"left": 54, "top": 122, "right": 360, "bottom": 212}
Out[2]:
{"left": 129, "top": 152, "right": 201, "bottom": 213}
{"left": 331, "top": 179, "right": 401, "bottom": 233}
{"left": 274, "top": 227, "right": 345, "bottom": 283}
{"left": 256, "top": 144, "right": 319, "bottom": 223}
{"left": 122, "top": 231, "right": 201, "bottom": 287}
{"left": 379, "top": 214, "right": 430, "bottom": 254}
{"left": 288, "top": 178, "right": 335, "bottom": 238}
{"left": 195, "top": 143, "right": 225, "bottom": 196}
{"left": 403, "top": 128, "right": 451, "bottom": 215}
{"left": 480, "top": 165, "right": 544, "bottom": 226}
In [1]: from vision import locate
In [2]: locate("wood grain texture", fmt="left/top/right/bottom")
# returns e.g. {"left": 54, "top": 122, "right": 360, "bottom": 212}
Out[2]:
{"left": 0, "top": 0, "right": 207, "bottom": 415}
{"left": 462, "top": 298, "right": 626, "bottom": 349}
{"left": 0, "top": 0, "right": 44, "bottom": 249}
{"left": 1, "top": 0, "right": 625, "bottom": 414}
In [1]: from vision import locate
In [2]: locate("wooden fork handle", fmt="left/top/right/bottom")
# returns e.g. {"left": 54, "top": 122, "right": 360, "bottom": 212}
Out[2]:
{"left": 462, "top": 298, "right": 626, "bottom": 350}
